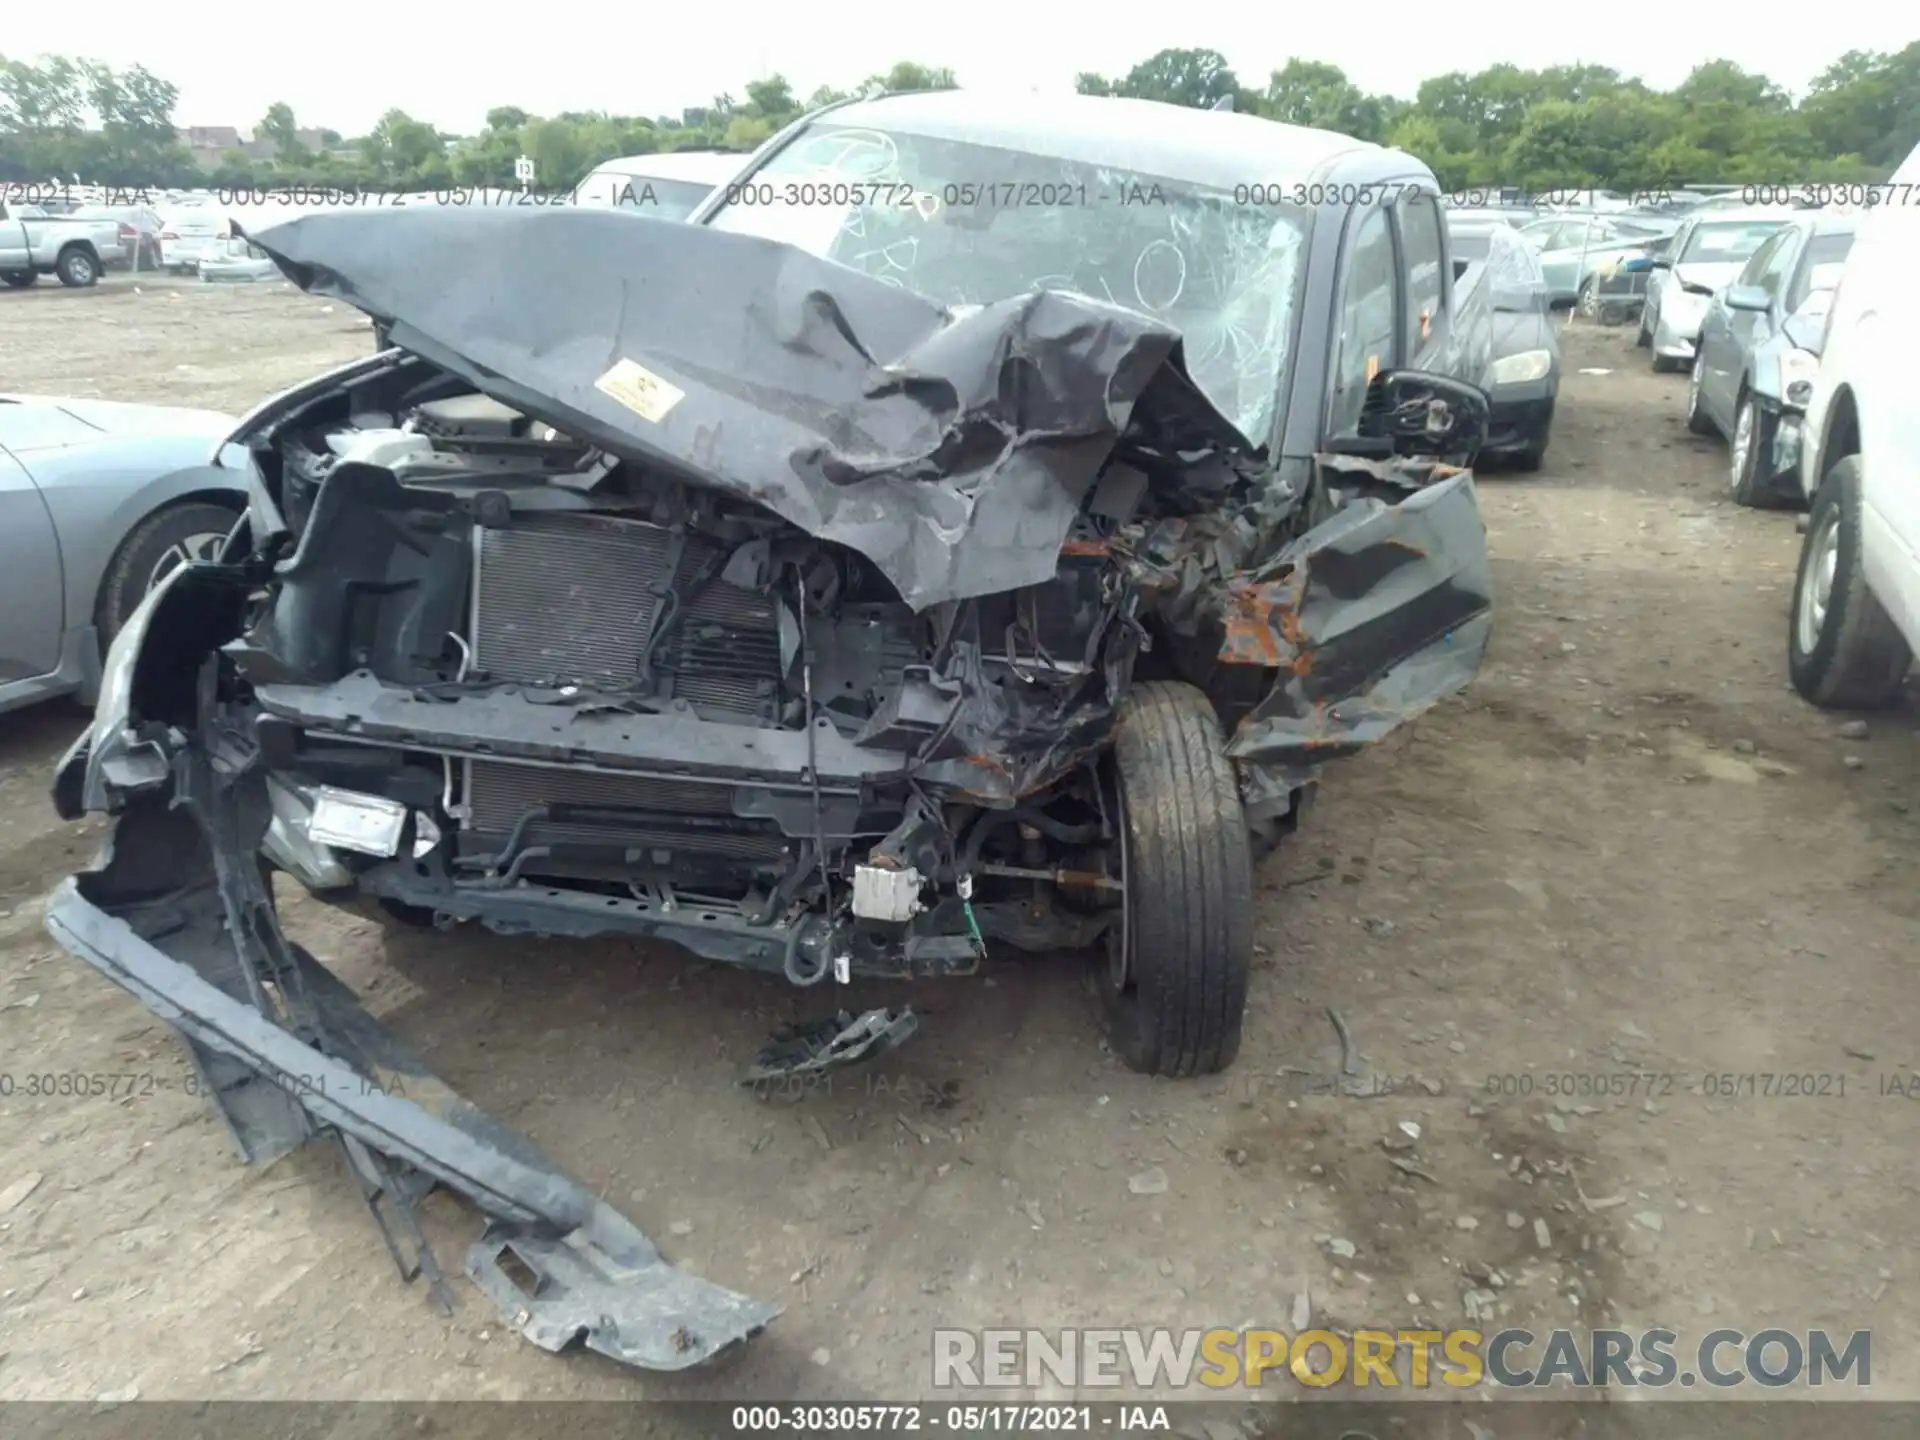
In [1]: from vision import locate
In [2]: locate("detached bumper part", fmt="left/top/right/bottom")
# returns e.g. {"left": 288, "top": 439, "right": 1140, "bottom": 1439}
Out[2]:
{"left": 44, "top": 787, "right": 779, "bottom": 1373}
{"left": 470, "top": 1208, "right": 772, "bottom": 1369}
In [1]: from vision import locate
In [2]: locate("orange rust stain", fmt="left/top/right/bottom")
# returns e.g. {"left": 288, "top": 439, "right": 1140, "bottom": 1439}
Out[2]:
{"left": 1219, "top": 580, "right": 1314, "bottom": 670}
{"left": 1059, "top": 537, "right": 1112, "bottom": 557}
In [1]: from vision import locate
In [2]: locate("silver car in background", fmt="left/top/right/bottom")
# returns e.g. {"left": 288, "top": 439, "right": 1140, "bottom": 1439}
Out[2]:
{"left": 0, "top": 395, "right": 243, "bottom": 713}
{"left": 1519, "top": 212, "right": 1677, "bottom": 312}
{"left": 1684, "top": 213, "right": 1858, "bottom": 508}
{"left": 1641, "top": 207, "right": 1794, "bottom": 371}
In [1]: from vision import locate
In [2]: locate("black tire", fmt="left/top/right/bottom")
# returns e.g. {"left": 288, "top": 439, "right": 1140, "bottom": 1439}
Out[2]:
{"left": 1635, "top": 310, "right": 1652, "bottom": 348}
{"left": 94, "top": 501, "right": 238, "bottom": 645}
{"left": 1509, "top": 441, "right": 1544, "bottom": 473}
{"left": 1096, "top": 681, "right": 1254, "bottom": 1077}
{"left": 1684, "top": 352, "right": 1716, "bottom": 437}
{"left": 1788, "top": 455, "right": 1911, "bottom": 709}
{"left": 55, "top": 245, "right": 99, "bottom": 288}
{"left": 1729, "top": 392, "right": 1788, "bottom": 510}
{"left": 3, "top": 270, "right": 35, "bottom": 289}
{"left": 1651, "top": 352, "right": 1681, "bottom": 373}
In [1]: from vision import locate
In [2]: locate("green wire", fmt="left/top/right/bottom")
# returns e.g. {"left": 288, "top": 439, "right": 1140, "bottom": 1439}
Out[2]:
{"left": 962, "top": 895, "right": 988, "bottom": 958}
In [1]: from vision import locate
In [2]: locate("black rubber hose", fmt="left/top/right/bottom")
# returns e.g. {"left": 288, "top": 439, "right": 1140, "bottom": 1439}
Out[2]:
{"left": 783, "top": 916, "right": 830, "bottom": 986}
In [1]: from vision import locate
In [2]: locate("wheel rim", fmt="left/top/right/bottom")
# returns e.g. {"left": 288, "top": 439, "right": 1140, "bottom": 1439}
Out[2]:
{"left": 145, "top": 530, "right": 225, "bottom": 592}
{"left": 1578, "top": 282, "right": 1597, "bottom": 317}
{"left": 1731, "top": 402, "right": 1753, "bottom": 488}
{"left": 73, "top": 255, "right": 94, "bottom": 282}
{"left": 1796, "top": 506, "right": 1841, "bottom": 657}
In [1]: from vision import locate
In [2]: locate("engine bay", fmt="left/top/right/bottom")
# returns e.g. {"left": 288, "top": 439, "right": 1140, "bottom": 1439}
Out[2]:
{"left": 223, "top": 355, "right": 1141, "bottom": 976}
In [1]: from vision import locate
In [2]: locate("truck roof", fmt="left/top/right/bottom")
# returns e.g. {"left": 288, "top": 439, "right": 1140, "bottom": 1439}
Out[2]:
{"left": 830, "top": 91, "right": 1394, "bottom": 193}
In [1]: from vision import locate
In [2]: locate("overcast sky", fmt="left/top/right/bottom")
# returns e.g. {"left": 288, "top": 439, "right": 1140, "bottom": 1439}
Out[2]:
{"left": 13, "top": 5, "right": 1916, "bottom": 137}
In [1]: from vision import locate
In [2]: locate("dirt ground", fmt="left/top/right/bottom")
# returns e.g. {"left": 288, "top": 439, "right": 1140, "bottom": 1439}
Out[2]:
{"left": 2, "top": 273, "right": 1917, "bottom": 1408}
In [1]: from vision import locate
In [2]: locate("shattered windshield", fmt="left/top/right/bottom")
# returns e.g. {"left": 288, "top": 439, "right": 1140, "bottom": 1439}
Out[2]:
{"left": 705, "top": 122, "right": 1311, "bottom": 446}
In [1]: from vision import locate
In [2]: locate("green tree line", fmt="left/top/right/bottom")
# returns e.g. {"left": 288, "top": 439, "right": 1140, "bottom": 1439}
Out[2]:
{"left": 3, "top": 46, "right": 1915, "bottom": 195}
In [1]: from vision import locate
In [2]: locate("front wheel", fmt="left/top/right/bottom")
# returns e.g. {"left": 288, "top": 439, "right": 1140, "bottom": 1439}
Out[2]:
{"left": 1575, "top": 278, "right": 1599, "bottom": 319}
{"left": 1095, "top": 682, "right": 1254, "bottom": 1077}
{"left": 1685, "top": 352, "right": 1716, "bottom": 436}
{"left": 95, "top": 501, "right": 238, "bottom": 645}
{"left": 1729, "top": 394, "right": 1787, "bottom": 509}
{"left": 55, "top": 246, "right": 99, "bottom": 288}
{"left": 1788, "top": 455, "right": 1911, "bottom": 709}
{"left": 2, "top": 270, "right": 35, "bottom": 289}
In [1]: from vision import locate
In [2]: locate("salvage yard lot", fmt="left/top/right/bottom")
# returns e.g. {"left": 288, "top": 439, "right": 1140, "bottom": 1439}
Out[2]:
{"left": 2, "top": 275, "right": 1918, "bottom": 1404}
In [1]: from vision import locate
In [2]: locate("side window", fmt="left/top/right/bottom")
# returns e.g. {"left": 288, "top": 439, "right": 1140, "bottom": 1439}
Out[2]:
{"left": 1733, "top": 232, "right": 1781, "bottom": 287}
{"left": 1399, "top": 195, "right": 1446, "bottom": 353}
{"left": 1756, "top": 231, "right": 1800, "bottom": 299}
{"left": 1329, "top": 206, "right": 1400, "bottom": 436}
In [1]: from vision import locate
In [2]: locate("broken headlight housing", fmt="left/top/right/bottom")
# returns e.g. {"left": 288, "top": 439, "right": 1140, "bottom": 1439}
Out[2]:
{"left": 1780, "top": 348, "right": 1820, "bottom": 410}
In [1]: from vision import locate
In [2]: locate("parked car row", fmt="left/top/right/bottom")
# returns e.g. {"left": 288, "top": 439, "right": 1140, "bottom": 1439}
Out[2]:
{"left": 1677, "top": 212, "right": 1859, "bottom": 507}
{"left": 1615, "top": 138, "right": 1920, "bottom": 718}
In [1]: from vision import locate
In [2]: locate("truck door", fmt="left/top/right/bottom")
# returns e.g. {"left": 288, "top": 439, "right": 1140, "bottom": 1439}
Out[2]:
{"left": 1325, "top": 203, "right": 1402, "bottom": 439}
{"left": 0, "top": 201, "right": 33, "bottom": 273}
{"left": 0, "top": 445, "right": 66, "bottom": 682}
{"left": 1396, "top": 191, "right": 1459, "bottom": 375}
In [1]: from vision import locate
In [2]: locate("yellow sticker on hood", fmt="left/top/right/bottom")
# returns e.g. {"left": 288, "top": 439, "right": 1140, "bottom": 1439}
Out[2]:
{"left": 594, "top": 358, "right": 685, "bottom": 423}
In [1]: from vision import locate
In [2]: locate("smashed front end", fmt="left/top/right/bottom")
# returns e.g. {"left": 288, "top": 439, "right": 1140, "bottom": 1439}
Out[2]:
{"left": 45, "top": 208, "right": 1493, "bottom": 1373}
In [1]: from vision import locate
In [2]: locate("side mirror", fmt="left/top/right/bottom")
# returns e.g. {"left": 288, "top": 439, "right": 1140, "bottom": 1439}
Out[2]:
{"left": 1724, "top": 284, "right": 1770, "bottom": 313}
{"left": 1354, "top": 369, "right": 1491, "bottom": 462}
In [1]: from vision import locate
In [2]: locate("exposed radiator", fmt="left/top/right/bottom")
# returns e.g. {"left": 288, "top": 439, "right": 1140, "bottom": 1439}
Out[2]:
{"left": 465, "top": 512, "right": 791, "bottom": 860}
{"left": 469, "top": 512, "right": 784, "bottom": 715}
{"left": 464, "top": 761, "right": 786, "bottom": 860}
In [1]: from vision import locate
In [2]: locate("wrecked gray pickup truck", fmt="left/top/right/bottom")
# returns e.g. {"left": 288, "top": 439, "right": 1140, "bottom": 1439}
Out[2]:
{"left": 44, "top": 91, "right": 1494, "bottom": 1376}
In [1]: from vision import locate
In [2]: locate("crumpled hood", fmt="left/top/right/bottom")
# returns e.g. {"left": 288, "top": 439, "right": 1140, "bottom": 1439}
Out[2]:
{"left": 246, "top": 207, "right": 1252, "bottom": 611}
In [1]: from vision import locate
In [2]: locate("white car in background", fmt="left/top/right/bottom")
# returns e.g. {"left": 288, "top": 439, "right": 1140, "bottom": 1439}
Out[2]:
{"left": 1786, "top": 139, "right": 1920, "bottom": 709}
{"left": 572, "top": 150, "right": 747, "bottom": 220}
{"left": 1642, "top": 208, "right": 1794, "bottom": 371}
{"left": 159, "top": 207, "right": 237, "bottom": 273}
